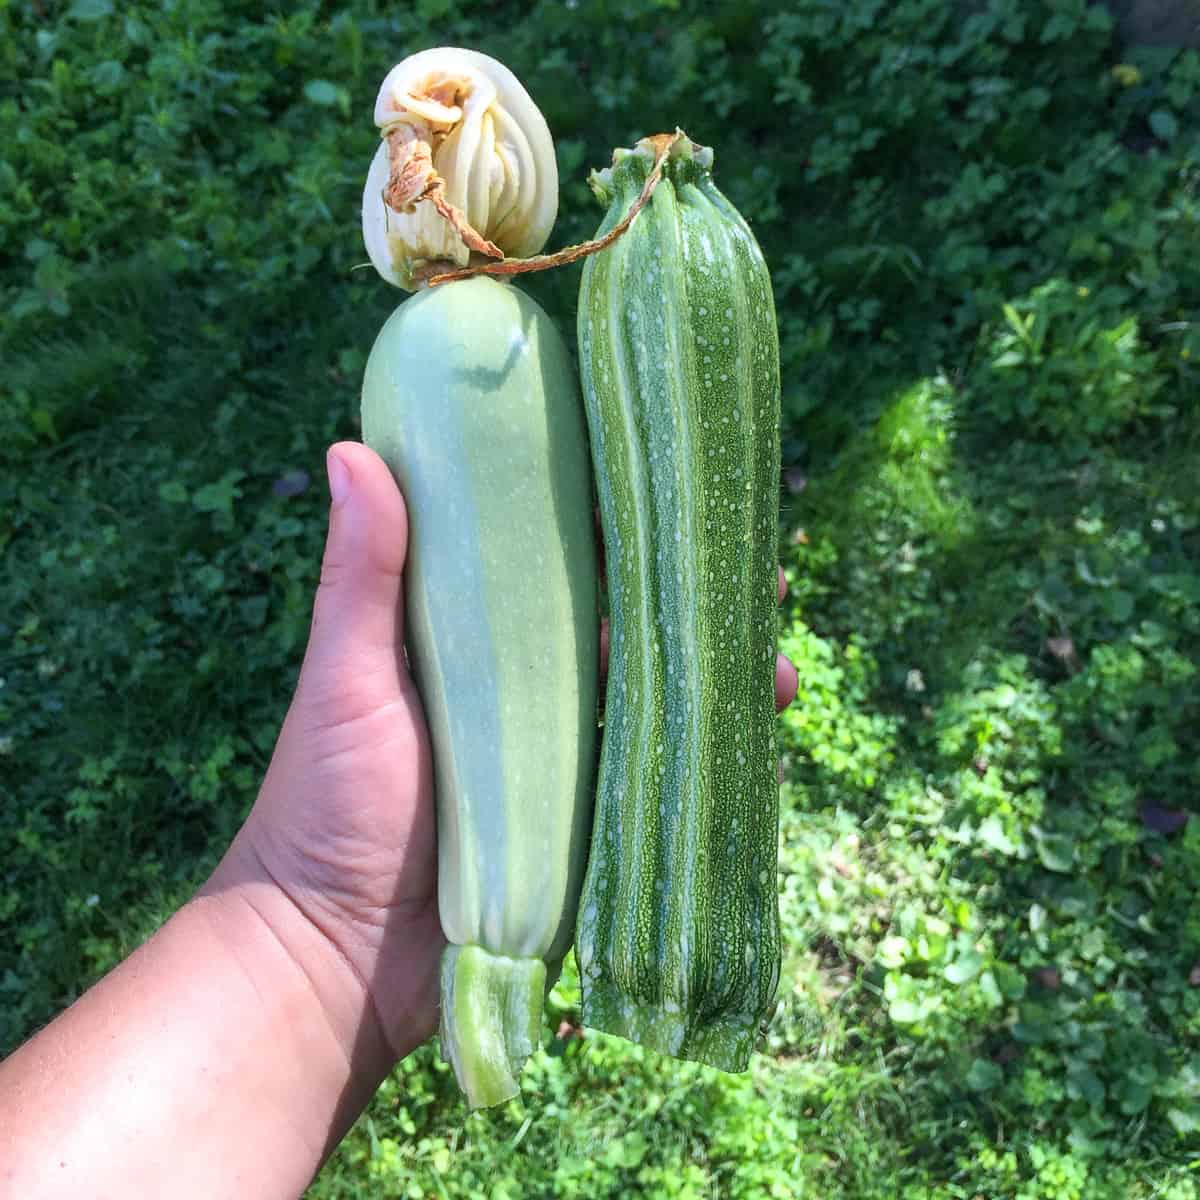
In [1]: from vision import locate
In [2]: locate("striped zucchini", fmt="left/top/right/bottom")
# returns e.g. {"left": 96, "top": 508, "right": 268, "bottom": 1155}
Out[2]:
{"left": 361, "top": 276, "right": 598, "bottom": 1107}
{"left": 574, "top": 133, "right": 782, "bottom": 1071}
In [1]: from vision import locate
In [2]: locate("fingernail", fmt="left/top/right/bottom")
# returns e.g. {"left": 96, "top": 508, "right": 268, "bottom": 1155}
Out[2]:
{"left": 327, "top": 449, "right": 351, "bottom": 507}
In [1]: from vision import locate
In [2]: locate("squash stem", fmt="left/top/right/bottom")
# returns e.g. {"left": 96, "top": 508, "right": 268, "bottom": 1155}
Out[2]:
{"left": 439, "top": 945, "right": 546, "bottom": 1109}
{"left": 421, "top": 130, "right": 687, "bottom": 286}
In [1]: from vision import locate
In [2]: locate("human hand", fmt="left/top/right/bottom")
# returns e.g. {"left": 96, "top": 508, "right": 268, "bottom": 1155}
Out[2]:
{"left": 206, "top": 441, "right": 443, "bottom": 1066}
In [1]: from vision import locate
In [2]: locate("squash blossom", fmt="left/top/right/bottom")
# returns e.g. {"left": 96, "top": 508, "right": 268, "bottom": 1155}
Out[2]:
{"left": 361, "top": 47, "right": 558, "bottom": 290}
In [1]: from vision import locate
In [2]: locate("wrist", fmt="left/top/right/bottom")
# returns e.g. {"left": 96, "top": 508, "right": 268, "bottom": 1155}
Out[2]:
{"left": 0, "top": 863, "right": 395, "bottom": 1198}
{"left": 201, "top": 818, "right": 441, "bottom": 1069}
{"left": 198, "top": 833, "right": 395, "bottom": 1075}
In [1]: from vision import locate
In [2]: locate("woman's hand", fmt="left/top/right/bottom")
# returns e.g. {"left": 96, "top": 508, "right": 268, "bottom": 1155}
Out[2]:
{"left": 208, "top": 442, "right": 443, "bottom": 1060}
{"left": 0, "top": 444, "right": 444, "bottom": 1200}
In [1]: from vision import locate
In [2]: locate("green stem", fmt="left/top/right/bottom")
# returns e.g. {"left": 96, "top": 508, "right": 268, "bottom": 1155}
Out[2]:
{"left": 439, "top": 945, "right": 546, "bottom": 1109}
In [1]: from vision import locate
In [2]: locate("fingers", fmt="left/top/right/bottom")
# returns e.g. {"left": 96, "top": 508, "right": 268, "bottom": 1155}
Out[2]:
{"left": 300, "top": 442, "right": 411, "bottom": 690}
{"left": 775, "top": 567, "right": 796, "bottom": 711}
{"left": 774, "top": 652, "right": 798, "bottom": 713}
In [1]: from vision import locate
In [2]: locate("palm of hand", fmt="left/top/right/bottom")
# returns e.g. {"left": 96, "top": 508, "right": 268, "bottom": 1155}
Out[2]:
{"left": 249, "top": 657, "right": 444, "bottom": 1052}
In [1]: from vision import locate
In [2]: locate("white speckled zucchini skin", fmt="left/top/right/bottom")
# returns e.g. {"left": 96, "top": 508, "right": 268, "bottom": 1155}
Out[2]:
{"left": 361, "top": 275, "right": 598, "bottom": 1107}
{"left": 574, "top": 138, "right": 781, "bottom": 1071}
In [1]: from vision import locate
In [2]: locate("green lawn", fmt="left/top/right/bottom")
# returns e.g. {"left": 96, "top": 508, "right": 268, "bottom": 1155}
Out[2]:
{"left": 2, "top": 1, "right": 1198, "bottom": 1195}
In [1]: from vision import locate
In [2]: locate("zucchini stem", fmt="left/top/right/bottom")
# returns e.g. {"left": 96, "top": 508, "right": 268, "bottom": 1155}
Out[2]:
{"left": 439, "top": 945, "right": 546, "bottom": 1109}
{"left": 421, "top": 130, "right": 688, "bottom": 286}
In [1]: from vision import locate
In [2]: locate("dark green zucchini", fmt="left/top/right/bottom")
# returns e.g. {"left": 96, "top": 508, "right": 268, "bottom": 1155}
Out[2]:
{"left": 574, "top": 133, "right": 782, "bottom": 1071}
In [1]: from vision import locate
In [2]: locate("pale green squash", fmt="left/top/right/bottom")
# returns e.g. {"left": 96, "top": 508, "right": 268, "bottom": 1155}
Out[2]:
{"left": 361, "top": 275, "right": 598, "bottom": 1107}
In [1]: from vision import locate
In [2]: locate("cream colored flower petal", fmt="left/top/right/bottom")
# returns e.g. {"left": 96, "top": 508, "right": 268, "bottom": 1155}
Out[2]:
{"left": 362, "top": 47, "right": 557, "bottom": 290}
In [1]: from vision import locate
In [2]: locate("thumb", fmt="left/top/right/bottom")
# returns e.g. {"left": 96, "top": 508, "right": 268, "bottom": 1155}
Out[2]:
{"left": 300, "top": 442, "right": 411, "bottom": 696}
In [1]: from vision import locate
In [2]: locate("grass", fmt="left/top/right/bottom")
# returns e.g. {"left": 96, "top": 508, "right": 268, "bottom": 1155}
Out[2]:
{"left": 2, "top": 0, "right": 1199, "bottom": 1195}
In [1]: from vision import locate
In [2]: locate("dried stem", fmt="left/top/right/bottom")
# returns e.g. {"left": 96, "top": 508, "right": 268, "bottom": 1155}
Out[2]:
{"left": 384, "top": 123, "right": 503, "bottom": 261}
{"left": 424, "top": 179, "right": 504, "bottom": 260}
{"left": 423, "top": 130, "right": 684, "bottom": 287}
